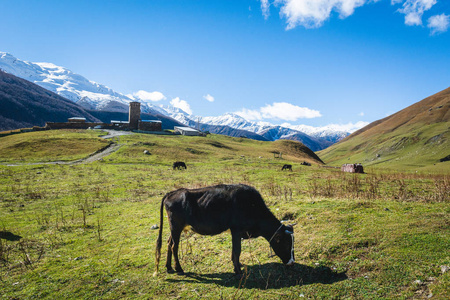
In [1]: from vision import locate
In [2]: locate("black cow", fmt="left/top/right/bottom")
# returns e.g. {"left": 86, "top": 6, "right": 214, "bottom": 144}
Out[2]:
{"left": 155, "top": 184, "right": 294, "bottom": 275}
{"left": 172, "top": 161, "right": 187, "bottom": 170}
{"left": 281, "top": 164, "right": 292, "bottom": 171}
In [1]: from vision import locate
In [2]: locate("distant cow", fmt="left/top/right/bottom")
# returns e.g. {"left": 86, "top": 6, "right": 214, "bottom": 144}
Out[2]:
{"left": 281, "top": 164, "right": 292, "bottom": 171}
{"left": 301, "top": 161, "right": 311, "bottom": 166}
{"left": 155, "top": 184, "right": 295, "bottom": 275}
{"left": 172, "top": 161, "right": 187, "bottom": 170}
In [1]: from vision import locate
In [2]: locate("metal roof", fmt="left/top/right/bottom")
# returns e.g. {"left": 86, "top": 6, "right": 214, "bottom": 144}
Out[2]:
{"left": 141, "top": 120, "right": 162, "bottom": 123}
{"left": 174, "top": 126, "right": 199, "bottom": 132}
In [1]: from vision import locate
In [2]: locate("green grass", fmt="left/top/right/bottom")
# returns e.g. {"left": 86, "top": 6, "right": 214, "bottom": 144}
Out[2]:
{"left": 0, "top": 129, "right": 111, "bottom": 163}
{"left": 1, "top": 130, "right": 449, "bottom": 299}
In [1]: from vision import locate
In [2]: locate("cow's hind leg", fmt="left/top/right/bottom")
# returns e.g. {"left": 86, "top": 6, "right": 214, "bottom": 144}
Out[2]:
{"left": 170, "top": 230, "right": 184, "bottom": 275}
{"left": 231, "top": 230, "right": 243, "bottom": 275}
{"left": 166, "top": 236, "right": 175, "bottom": 273}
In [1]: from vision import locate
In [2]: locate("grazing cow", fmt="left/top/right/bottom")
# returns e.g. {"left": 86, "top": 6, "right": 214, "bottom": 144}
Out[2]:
{"left": 155, "top": 184, "right": 295, "bottom": 275}
{"left": 172, "top": 161, "right": 187, "bottom": 170}
{"left": 281, "top": 164, "right": 292, "bottom": 171}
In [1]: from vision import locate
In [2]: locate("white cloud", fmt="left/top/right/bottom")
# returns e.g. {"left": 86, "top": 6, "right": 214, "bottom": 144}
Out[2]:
{"left": 170, "top": 97, "right": 193, "bottom": 115}
{"left": 325, "top": 121, "right": 370, "bottom": 133}
{"left": 260, "top": 102, "right": 322, "bottom": 120}
{"left": 261, "top": 0, "right": 270, "bottom": 19}
{"left": 128, "top": 90, "right": 166, "bottom": 102}
{"left": 270, "top": 0, "right": 369, "bottom": 29}
{"left": 235, "top": 108, "right": 263, "bottom": 121}
{"left": 359, "top": 112, "right": 365, "bottom": 116}
{"left": 261, "top": 0, "right": 446, "bottom": 32}
{"left": 236, "top": 102, "right": 321, "bottom": 122}
{"left": 281, "top": 121, "right": 369, "bottom": 133}
{"left": 396, "top": 0, "right": 437, "bottom": 26}
{"left": 427, "top": 13, "right": 450, "bottom": 34}
{"left": 203, "top": 94, "right": 215, "bottom": 102}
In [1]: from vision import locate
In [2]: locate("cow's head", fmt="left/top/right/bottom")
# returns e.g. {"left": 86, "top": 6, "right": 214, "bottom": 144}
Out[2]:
{"left": 270, "top": 225, "right": 295, "bottom": 266}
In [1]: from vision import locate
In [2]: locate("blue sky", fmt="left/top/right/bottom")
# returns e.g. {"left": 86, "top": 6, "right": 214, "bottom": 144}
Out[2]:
{"left": 1, "top": 0, "right": 449, "bottom": 129}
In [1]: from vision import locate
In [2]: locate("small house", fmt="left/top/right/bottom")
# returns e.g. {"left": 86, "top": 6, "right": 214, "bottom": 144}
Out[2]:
{"left": 174, "top": 126, "right": 201, "bottom": 136}
{"left": 111, "top": 120, "right": 129, "bottom": 130}
{"left": 138, "top": 120, "right": 162, "bottom": 131}
{"left": 341, "top": 163, "right": 364, "bottom": 173}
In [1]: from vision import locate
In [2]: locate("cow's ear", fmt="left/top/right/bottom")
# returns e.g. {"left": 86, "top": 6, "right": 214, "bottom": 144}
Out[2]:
{"left": 285, "top": 225, "right": 294, "bottom": 234}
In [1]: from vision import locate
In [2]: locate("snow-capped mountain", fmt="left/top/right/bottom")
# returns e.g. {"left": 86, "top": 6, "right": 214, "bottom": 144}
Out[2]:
{"left": 164, "top": 112, "right": 340, "bottom": 150}
{"left": 1, "top": 51, "right": 365, "bottom": 150}
{"left": 172, "top": 113, "right": 351, "bottom": 144}
{"left": 0, "top": 52, "right": 133, "bottom": 112}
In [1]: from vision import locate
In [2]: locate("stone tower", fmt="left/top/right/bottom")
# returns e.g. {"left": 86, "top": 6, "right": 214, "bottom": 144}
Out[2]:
{"left": 128, "top": 102, "right": 140, "bottom": 130}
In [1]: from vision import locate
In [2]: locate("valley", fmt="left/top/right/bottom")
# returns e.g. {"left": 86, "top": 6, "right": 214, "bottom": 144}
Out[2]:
{"left": 0, "top": 130, "right": 448, "bottom": 299}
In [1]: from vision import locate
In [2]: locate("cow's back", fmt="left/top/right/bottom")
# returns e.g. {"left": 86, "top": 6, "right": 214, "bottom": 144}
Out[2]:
{"left": 163, "top": 184, "right": 274, "bottom": 236}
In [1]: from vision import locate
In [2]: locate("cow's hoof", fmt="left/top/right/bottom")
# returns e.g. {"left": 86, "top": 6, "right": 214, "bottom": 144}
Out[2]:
{"left": 167, "top": 269, "right": 175, "bottom": 274}
{"left": 176, "top": 270, "right": 185, "bottom": 275}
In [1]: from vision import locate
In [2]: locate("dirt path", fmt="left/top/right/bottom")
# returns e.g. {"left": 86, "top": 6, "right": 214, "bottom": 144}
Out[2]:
{"left": 5, "top": 130, "right": 133, "bottom": 166}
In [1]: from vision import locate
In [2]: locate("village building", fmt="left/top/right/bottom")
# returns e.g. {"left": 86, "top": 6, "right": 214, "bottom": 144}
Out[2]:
{"left": 174, "top": 126, "right": 202, "bottom": 136}
{"left": 139, "top": 120, "right": 162, "bottom": 132}
{"left": 45, "top": 101, "right": 162, "bottom": 132}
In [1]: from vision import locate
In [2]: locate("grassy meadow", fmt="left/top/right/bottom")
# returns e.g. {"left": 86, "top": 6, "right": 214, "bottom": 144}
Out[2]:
{"left": 1, "top": 130, "right": 449, "bottom": 299}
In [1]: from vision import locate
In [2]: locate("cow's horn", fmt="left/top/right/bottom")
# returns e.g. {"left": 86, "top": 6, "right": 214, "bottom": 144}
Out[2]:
{"left": 285, "top": 230, "right": 293, "bottom": 234}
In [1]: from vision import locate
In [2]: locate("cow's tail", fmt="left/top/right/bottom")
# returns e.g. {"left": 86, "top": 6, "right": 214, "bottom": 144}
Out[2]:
{"left": 154, "top": 194, "right": 166, "bottom": 276}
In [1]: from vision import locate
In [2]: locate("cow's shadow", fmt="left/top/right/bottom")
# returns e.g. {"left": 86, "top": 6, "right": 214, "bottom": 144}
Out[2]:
{"left": 0, "top": 231, "right": 22, "bottom": 241}
{"left": 166, "top": 263, "right": 347, "bottom": 289}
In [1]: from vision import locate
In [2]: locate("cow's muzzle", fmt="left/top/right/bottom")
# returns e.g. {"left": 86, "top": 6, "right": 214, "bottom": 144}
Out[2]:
{"left": 286, "top": 257, "right": 295, "bottom": 266}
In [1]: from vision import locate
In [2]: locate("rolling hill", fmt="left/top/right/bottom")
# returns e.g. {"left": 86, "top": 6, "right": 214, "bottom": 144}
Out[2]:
{"left": 318, "top": 87, "right": 450, "bottom": 172}
{"left": 0, "top": 129, "right": 325, "bottom": 166}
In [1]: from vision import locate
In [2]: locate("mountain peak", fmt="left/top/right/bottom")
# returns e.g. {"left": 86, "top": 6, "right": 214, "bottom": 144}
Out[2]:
{"left": 0, "top": 52, "right": 133, "bottom": 111}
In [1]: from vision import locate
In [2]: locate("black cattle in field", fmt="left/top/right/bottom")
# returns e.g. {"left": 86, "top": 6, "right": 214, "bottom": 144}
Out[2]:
{"left": 172, "top": 161, "right": 187, "bottom": 170}
{"left": 155, "top": 184, "right": 295, "bottom": 275}
{"left": 281, "top": 164, "right": 292, "bottom": 171}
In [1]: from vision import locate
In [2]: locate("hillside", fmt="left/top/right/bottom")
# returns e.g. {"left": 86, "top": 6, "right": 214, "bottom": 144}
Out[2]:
{"left": 0, "top": 130, "right": 324, "bottom": 166}
{"left": 0, "top": 70, "right": 101, "bottom": 131}
{"left": 318, "top": 87, "right": 450, "bottom": 172}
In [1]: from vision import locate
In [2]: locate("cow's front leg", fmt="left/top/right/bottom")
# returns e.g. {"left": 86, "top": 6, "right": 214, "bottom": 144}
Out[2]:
{"left": 231, "top": 231, "right": 242, "bottom": 274}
